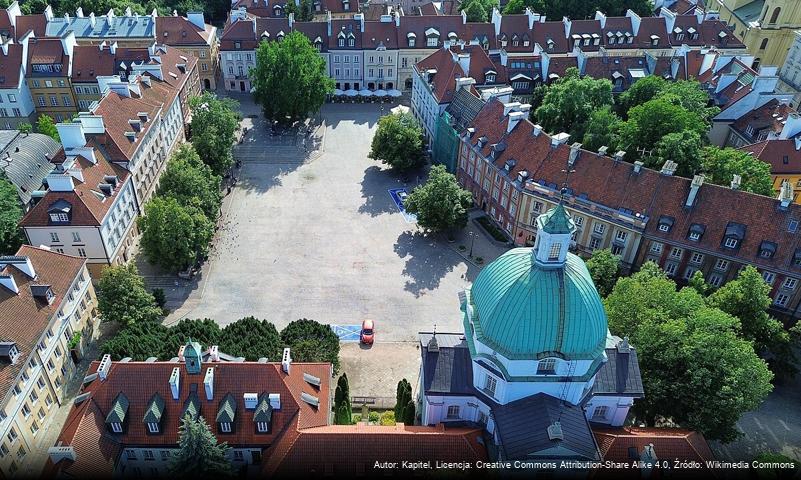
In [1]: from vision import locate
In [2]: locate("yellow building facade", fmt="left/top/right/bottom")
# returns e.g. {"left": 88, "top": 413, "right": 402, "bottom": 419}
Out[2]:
{"left": 715, "top": 0, "right": 801, "bottom": 68}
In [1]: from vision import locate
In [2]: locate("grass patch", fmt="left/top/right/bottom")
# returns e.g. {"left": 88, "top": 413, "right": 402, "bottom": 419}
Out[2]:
{"left": 476, "top": 216, "right": 508, "bottom": 243}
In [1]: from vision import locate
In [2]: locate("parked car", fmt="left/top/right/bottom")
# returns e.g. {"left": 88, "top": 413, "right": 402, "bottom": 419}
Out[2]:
{"left": 360, "top": 319, "right": 375, "bottom": 345}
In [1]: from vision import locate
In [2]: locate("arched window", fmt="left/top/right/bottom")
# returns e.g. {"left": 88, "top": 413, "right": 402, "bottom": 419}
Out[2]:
{"left": 537, "top": 358, "right": 557, "bottom": 375}
{"left": 760, "top": 38, "right": 769, "bottom": 50}
{"left": 548, "top": 242, "right": 562, "bottom": 261}
{"left": 769, "top": 7, "right": 781, "bottom": 24}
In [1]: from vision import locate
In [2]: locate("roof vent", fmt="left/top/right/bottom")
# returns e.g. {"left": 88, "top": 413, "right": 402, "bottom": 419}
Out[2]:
{"left": 547, "top": 422, "right": 564, "bottom": 441}
{"left": 98, "top": 183, "right": 114, "bottom": 196}
{"left": 304, "top": 372, "right": 321, "bottom": 388}
{"left": 30, "top": 284, "right": 55, "bottom": 304}
{"left": 137, "top": 112, "right": 149, "bottom": 123}
{"left": 209, "top": 345, "right": 220, "bottom": 362}
{"left": 98, "top": 354, "right": 112, "bottom": 381}
{"left": 244, "top": 393, "right": 258, "bottom": 409}
{"left": 660, "top": 160, "right": 678, "bottom": 176}
{"left": 48, "top": 446, "right": 76, "bottom": 464}
{"left": 124, "top": 131, "right": 137, "bottom": 142}
{"left": 597, "top": 145, "right": 609, "bottom": 157}
{"left": 281, "top": 347, "right": 291, "bottom": 373}
{"left": 169, "top": 367, "right": 180, "bottom": 400}
{"left": 633, "top": 161, "right": 643, "bottom": 174}
{"left": 300, "top": 392, "right": 320, "bottom": 408}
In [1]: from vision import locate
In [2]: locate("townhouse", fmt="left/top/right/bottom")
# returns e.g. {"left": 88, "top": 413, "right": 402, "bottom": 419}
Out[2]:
{"left": 45, "top": 341, "right": 487, "bottom": 477}
{"left": 740, "top": 113, "right": 801, "bottom": 203}
{"left": 26, "top": 32, "right": 77, "bottom": 122}
{"left": 44, "top": 6, "right": 156, "bottom": 48}
{"left": 0, "top": 246, "right": 98, "bottom": 477}
{"left": 69, "top": 43, "right": 151, "bottom": 110}
{"left": 328, "top": 15, "right": 365, "bottom": 90}
{"left": 455, "top": 97, "right": 801, "bottom": 319}
{"left": 19, "top": 128, "right": 139, "bottom": 277}
{"left": 155, "top": 12, "right": 218, "bottom": 90}
{"left": 0, "top": 33, "right": 36, "bottom": 129}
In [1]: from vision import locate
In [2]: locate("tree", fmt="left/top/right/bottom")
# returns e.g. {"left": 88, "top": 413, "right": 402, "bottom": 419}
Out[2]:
{"left": 708, "top": 266, "right": 796, "bottom": 378}
{"left": 701, "top": 147, "right": 774, "bottom": 196}
{"left": 618, "top": 75, "right": 668, "bottom": 116}
{"left": 280, "top": 318, "right": 340, "bottom": 372}
{"left": 395, "top": 379, "right": 413, "bottom": 422}
{"left": 686, "top": 270, "right": 710, "bottom": 296}
{"left": 138, "top": 197, "right": 214, "bottom": 273}
{"left": 652, "top": 130, "right": 704, "bottom": 178}
{"left": 36, "top": 115, "right": 60, "bottom": 142}
{"left": 17, "top": 123, "right": 32, "bottom": 134}
{"left": 584, "top": 249, "right": 620, "bottom": 297}
{"left": 251, "top": 31, "right": 333, "bottom": 125}
{"left": 334, "top": 373, "right": 352, "bottom": 425}
{"left": 169, "top": 415, "right": 234, "bottom": 479}
{"left": 534, "top": 68, "right": 614, "bottom": 141}
{"left": 97, "top": 264, "right": 163, "bottom": 326}
{"left": 581, "top": 106, "right": 622, "bottom": 153}
{"left": 368, "top": 112, "right": 426, "bottom": 171}
{"left": 404, "top": 165, "right": 473, "bottom": 233}
{"left": 604, "top": 264, "right": 774, "bottom": 441}
{"left": 403, "top": 400, "right": 416, "bottom": 425}
{"left": 617, "top": 98, "right": 707, "bottom": 161}
{"left": 160, "top": 318, "right": 222, "bottom": 359}
{"left": 159, "top": 144, "right": 222, "bottom": 219}
{"left": 101, "top": 321, "right": 169, "bottom": 360}
{"left": 189, "top": 93, "right": 240, "bottom": 176}
{"left": 218, "top": 317, "right": 282, "bottom": 361}
{"left": 0, "top": 174, "right": 23, "bottom": 255}
{"left": 460, "top": 0, "right": 494, "bottom": 22}
{"left": 657, "top": 80, "right": 720, "bottom": 124}
{"left": 503, "top": 0, "right": 544, "bottom": 14}
{"left": 286, "top": 0, "right": 313, "bottom": 21}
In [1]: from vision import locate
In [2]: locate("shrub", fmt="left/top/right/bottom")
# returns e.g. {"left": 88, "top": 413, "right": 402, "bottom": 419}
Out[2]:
{"left": 379, "top": 411, "right": 396, "bottom": 426}
{"left": 476, "top": 216, "right": 508, "bottom": 242}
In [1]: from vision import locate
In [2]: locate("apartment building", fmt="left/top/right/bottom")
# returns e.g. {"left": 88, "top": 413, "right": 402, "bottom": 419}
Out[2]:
{"left": 455, "top": 98, "right": 801, "bottom": 318}
{"left": 328, "top": 16, "right": 365, "bottom": 90}
{"left": 20, "top": 127, "right": 139, "bottom": 277}
{"left": 69, "top": 43, "right": 151, "bottom": 110}
{"left": 26, "top": 32, "right": 77, "bottom": 122}
{"left": 219, "top": 12, "right": 291, "bottom": 93}
{"left": 156, "top": 12, "right": 219, "bottom": 90}
{"left": 0, "top": 33, "right": 36, "bottom": 129}
{"left": 740, "top": 113, "right": 801, "bottom": 204}
{"left": 44, "top": 6, "right": 156, "bottom": 48}
{"left": 715, "top": 0, "right": 801, "bottom": 69}
{"left": 0, "top": 246, "right": 98, "bottom": 478}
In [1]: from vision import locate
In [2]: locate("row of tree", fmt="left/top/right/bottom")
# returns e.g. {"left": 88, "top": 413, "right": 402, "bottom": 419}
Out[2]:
{"left": 584, "top": 250, "right": 797, "bottom": 442}
{"left": 532, "top": 68, "right": 774, "bottom": 195}
{"left": 138, "top": 93, "right": 239, "bottom": 273}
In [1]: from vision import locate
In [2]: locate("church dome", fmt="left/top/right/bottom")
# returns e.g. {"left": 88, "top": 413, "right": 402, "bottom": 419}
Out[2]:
{"left": 469, "top": 248, "right": 608, "bottom": 361}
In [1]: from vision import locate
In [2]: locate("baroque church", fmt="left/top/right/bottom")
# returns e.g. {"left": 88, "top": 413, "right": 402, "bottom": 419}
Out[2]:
{"left": 418, "top": 200, "right": 644, "bottom": 460}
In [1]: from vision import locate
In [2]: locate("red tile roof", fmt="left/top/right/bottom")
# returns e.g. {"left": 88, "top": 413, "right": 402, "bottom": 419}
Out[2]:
{"left": 26, "top": 37, "right": 69, "bottom": 76}
{"left": 415, "top": 45, "right": 503, "bottom": 104}
{"left": 156, "top": 15, "right": 214, "bottom": 46}
{"left": 741, "top": 139, "right": 801, "bottom": 175}
{"left": 0, "top": 246, "right": 86, "bottom": 394}
{"left": 265, "top": 423, "right": 487, "bottom": 476}
{"left": 0, "top": 41, "right": 24, "bottom": 88}
{"left": 70, "top": 45, "right": 117, "bottom": 81}
{"left": 730, "top": 99, "right": 793, "bottom": 142}
{"left": 19, "top": 149, "right": 131, "bottom": 227}
{"left": 14, "top": 14, "right": 46, "bottom": 40}
{"left": 594, "top": 427, "right": 715, "bottom": 464}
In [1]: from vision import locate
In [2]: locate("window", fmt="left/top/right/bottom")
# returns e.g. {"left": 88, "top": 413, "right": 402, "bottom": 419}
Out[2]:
{"left": 77, "top": 248, "right": 86, "bottom": 258}
{"left": 484, "top": 375, "right": 497, "bottom": 395}
{"left": 658, "top": 223, "right": 670, "bottom": 232}
{"left": 0, "top": 444, "right": 8, "bottom": 458}
{"left": 574, "top": 216, "right": 584, "bottom": 227}
{"left": 45, "top": 394, "right": 53, "bottom": 407}
{"left": 37, "top": 376, "right": 45, "bottom": 389}
{"left": 220, "top": 422, "right": 232, "bottom": 433}
{"left": 690, "top": 253, "right": 704, "bottom": 264}
{"left": 144, "top": 450, "right": 154, "bottom": 461}
{"left": 670, "top": 247, "right": 683, "bottom": 259}
{"left": 615, "top": 230, "right": 628, "bottom": 243}
{"left": 593, "top": 223, "right": 606, "bottom": 235}
{"left": 783, "top": 278, "right": 798, "bottom": 291}
{"left": 537, "top": 358, "right": 557, "bottom": 375}
{"left": 611, "top": 244, "right": 624, "bottom": 256}
{"left": 29, "top": 390, "right": 38, "bottom": 403}
{"left": 689, "top": 231, "right": 701, "bottom": 241}
{"left": 532, "top": 201, "right": 543, "bottom": 214}
{"left": 111, "top": 422, "right": 123, "bottom": 433}
{"left": 592, "top": 406, "right": 609, "bottom": 420}
{"left": 589, "top": 237, "right": 601, "bottom": 250}
{"left": 16, "top": 445, "right": 25, "bottom": 459}
{"left": 763, "top": 271, "right": 776, "bottom": 285}
{"left": 8, "top": 94, "right": 15, "bottom": 103}
{"left": 650, "top": 242, "right": 663, "bottom": 254}
{"left": 30, "top": 421, "right": 38, "bottom": 435}
{"left": 50, "top": 232, "right": 60, "bottom": 243}
{"left": 37, "top": 408, "right": 45, "bottom": 420}
{"left": 426, "top": 37, "right": 437, "bottom": 47}
{"left": 7, "top": 427, "right": 17, "bottom": 443}
{"left": 664, "top": 262, "right": 677, "bottom": 276}
{"left": 775, "top": 293, "right": 789, "bottom": 307}
{"left": 21, "top": 404, "right": 30, "bottom": 417}
{"left": 257, "top": 421, "right": 269, "bottom": 433}
{"left": 724, "top": 238, "right": 738, "bottom": 248}
{"left": 714, "top": 259, "right": 729, "bottom": 271}
{"left": 548, "top": 243, "right": 562, "bottom": 261}
{"left": 147, "top": 422, "right": 159, "bottom": 433}
{"left": 769, "top": 7, "right": 781, "bottom": 24}
{"left": 683, "top": 267, "right": 697, "bottom": 280}
{"left": 161, "top": 450, "right": 170, "bottom": 460}
{"left": 50, "top": 95, "right": 58, "bottom": 106}
{"left": 126, "top": 449, "right": 137, "bottom": 460}
{"left": 708, "top": 274, "right": 723, "bottom": 287}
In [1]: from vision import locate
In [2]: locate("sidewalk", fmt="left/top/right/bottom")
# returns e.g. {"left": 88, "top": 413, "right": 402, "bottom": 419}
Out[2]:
{"left": 443, "top": 209, "right": 512, "bottom": 277}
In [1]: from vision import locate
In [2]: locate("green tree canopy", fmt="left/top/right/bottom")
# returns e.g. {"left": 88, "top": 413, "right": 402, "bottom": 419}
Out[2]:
{"left": 251, "top": 31, "right": 333, "bottom": 125}
{"left": 16, "top": 123, "right": 32, "bottom": 134}
{"left": 36, "top": 115, "right": 60, "bottom": 142}
{"left": 700, "top": 146, "right": 775, "bottom": 196}
{"left": 394, "top": 379, "right": 413, "bottom": 424}
{"left": 404, "top": 165, "right": 473, "bottom": 233}
{"left": 604, "top": 263, "right": 773, "bottom": 442}
{"left": 280, "top": 318, "right": 340, "bottom": 372}
{"left": 101, "top": 321, "right": 169, "bottom": 360}
{"left": 334, "top": 373, "right": 352, "bottom": 425}
{"left": 617, "top": 75, "right": 669, "bottom": 116}
{"left": 534, "top": 68, "right": 614, "bottom": 141}
{"left": 189, "top": 93, "right": 240, "bottom": 176}
{"left": 460, "top": 0, "right": 496, "bottom": 22}
{"left": 169, "top": 415, "right": 234, "bottom": 478}
{"left": 97, "top": 264, "right": 163, "bottom": 326}
{"left": 652, "top": 130, "right": 704, "bottom": 178}
{"left": 0, "top": 174, "right": 23, "bottom": 255}
{"left": 368, "top": 112, "right": 426, "bottom": 171}
{"left": 617, "top": 98, "right": 707, "bottom": 161}
{"left": 161, "top": 318, "right": 222, "bottom": 359}
{"left": 158, "top": 144, "right": 222, "bottom": 220}
{"left": 581, "top": 106, "right": 622, "bottom": 153}
{"left": 138, "top": 197, "right": 214, "bottom": 273}
{"left": 584, "top": 249, "right": 620, "bottom": 298}
{"left": 218, "top": 317, "right": 282, "bottom": 361}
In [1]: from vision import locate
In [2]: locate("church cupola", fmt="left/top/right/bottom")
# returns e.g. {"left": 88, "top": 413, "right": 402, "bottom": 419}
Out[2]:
{"left": 532, "top": 199, "right": 575, "bottom": 267}
{"left": 184, "top": 339, "right": 202, "bottom": 375}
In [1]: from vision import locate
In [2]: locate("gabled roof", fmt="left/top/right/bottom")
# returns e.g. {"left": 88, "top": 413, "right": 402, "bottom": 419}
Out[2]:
{"left": 592, "top": 337, "right": 644, "bottom": 397}
{"left": 253, "top": 393, "right": 273, "bottom": 422}
{"left": 142, "top": 392, "right": 165, "bottom": 424}
{"left": 156, "top": 15, "right": 214, "bottom": 46}
{"left": 0, "top": 40, "right": 25, "bottom": 88}
{"left": 741, "top": 139, "right": 801, "bottom": 175}
{"left": 105, "top": 392, "right": 129, "bottom": 424}
{"left": 26, "top": 37, "right": 70, "bottom": 76}
{"left": 216, "top": 392, "right": 237, "bottom": 423}
{"left": 180, "top": 390, "right": 201, "bottom": 421}
{"left": 594, "top": 427, "right": 715, "bottom": 463}
{"left": 45, "top": 14, "right": 155, "bottom": 39}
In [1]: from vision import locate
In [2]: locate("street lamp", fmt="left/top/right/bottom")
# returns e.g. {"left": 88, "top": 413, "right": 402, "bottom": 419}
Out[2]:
{"left": 468, "top": 231, "right": 476, "bottom": 258}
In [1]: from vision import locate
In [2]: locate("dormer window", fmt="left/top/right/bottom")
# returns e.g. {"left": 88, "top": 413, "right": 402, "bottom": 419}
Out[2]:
{"left": 486, "top": 73, "right": 496, "bottom": 83}
{"left": 759, "top": 241, "right": 777, "bottom": 259}
{"left": 235, "top": 41, "right": 241, "bottom": 49}
{"left": 651, "top": 35, "right": 659, "bottom": 46}
{"left": 220, "top": 422, "right": 231, "bottom": 433}
{"left": 427, "top": 37, "right": 437, "bottom": 47}
{"left": 723, "top": 222, "right": 746, "bottom": 250}
{"left": 348, "top": 37, "right": 354, "bottom": 47}
{"left": 724, "top": 238, "right": 738, "bottom": 248}
{"left": 688, "top": 224, "right": 705, "bottom": 241}
{"left": 512, "top": 35, "right": 519, "bottom": 47}
{"left": 147, "top": 422, "right": 159, "bottom": 433}
{"left": 110, "top": 422, "right": 122, "bottom": 433}
{"left": 338, "top": 38, "right": 345, "bottom": 47}
{"left": 674, "top": 27, "right": 684, "bottom": 41}
{"left": 257, "top": 422, "right": 269, "bottom": 432}
{"left": 657, "top": 215, "right": 674, "bottom": 233}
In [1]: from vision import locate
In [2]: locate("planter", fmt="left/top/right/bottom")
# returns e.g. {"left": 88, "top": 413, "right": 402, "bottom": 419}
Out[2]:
{"left": 69, "top": 332, "right": 84, "bottom": 363}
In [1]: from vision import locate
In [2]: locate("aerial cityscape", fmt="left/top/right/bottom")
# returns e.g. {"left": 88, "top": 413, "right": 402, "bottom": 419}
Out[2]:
{"left": 0, "top": 0, "right": 800, "bottom": 478}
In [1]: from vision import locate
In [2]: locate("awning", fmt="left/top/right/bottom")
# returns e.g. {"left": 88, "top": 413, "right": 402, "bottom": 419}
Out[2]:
{"left": 344, "top": 89, "right": 358, "bottom": 96}
{"left": 333, "top": 89, "right": 344, "bottom": 96}
{"left": 373, "top": 89, "right": 388, "bottom": 97}
{"left": 388, "top": 89, "right": 402, "bottom": 97}
{"left": 358, "top": 89, "right": 373, "bottom": 96}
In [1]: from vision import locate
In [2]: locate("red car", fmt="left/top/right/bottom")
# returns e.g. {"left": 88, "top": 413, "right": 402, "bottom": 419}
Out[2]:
{"left": 360, "top": 319, "right": 375, "bottom": 345}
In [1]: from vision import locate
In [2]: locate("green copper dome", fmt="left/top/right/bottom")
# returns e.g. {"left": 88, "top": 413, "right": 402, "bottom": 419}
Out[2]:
{"left": 468, "top": 248, "right": 608, "bottom": 361}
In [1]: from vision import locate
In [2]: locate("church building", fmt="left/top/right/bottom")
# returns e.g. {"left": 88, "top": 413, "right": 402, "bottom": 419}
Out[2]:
{"left": 418, "top": 200, "right": 644, "bottom": 460}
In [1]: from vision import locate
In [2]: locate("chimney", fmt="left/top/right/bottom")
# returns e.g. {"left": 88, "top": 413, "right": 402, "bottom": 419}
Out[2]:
{"left": 209, "top": 345, "right": 220, "bottom": 362}
{"left": 597, "top": 145, "right": 609, "bottom": 157}
{"left": 779, "top": 180, "right": 794, "bottom": 209}
{"left": 0, "top": 256, "right": 36, "bottom": 278}
{"left": 633, "top": 161, "right": 644, "bottom": 173}
{"left": 660, "top": 160, "right": 678, "bottom": 176}
{"left": 617, "top": 336, "right": 630, "bottom": 354}
{"left": 502, "top": 102, "right": 521, "bottom": 116}
{"left": 178, "top": 345, "right": 186, "bottom": 362}
{"left": 547, "top": 422, "right": 564, "bottom": 441}
{"left": 47, "top": 446, "right": 77, "bottom": 464}
{"left": 517, "top": 170, "right": 529, "bottom": 183}
{"left": 454, "top": 77, "right": 476, "bottom": 91}
{"left": 269, "top": 393, "right": 281, "bottom": 410}
{"left": 507, "top": 111, "right": 526, "bottom": 133}
{"left": 354, "top": 12, "right": 364, "bottom": 33}
{"left": 551, "top": 132, "right": 570, "bottom": 148}
{"left": 203, "top": 367, "right": 214, "bottom": 400}
{"left": 76, "top": 7, "right": 84, "bottom": 17}
{"left": 532, "top": 124, "right": 543, "bottom": 136}
{"left": 613, "top": 150, "right": 626, "bottom": 163}
{"left": 281, "top": 348, "right": 292, "bottom": 373}
{"left": 186, "top": 11, "right": 205, "bottom": 30}
{"left": 89, "top": 12, "right": 95, "bottom": 27}
{"left": 456, "top": 53, "right": 470, "bottom": 76}
{"left": 98, "top": 354, "right": 112, "bottom": 381}
{"left": 569, "top": 142, "right": 582, "bottom": 165}
{"left": 731, "top": 174, "right": 741, "bottom": 190}
{"left": 57, "top": 122, "right": 87, "bottom": 149}
{"left": 626, "top": 9, "right": 642, "bottom": 36}
{"left": 169, "top": 367, "right": 180, "bottom": 400}
{"left": 594, "top": 11, "right": 607, "bottom": 29}
{"left": 780, "top": 113, "right": 801, "bottom": 140}
{"left": 685, "top": 174, "right": 704, "bottom": 207}
{"left": 0, "top": 275, "right": 19, "bottom": 294}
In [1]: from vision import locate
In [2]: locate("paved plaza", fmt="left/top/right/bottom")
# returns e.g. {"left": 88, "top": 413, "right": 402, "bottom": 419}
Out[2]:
{"left": 162, "top": 101, "right": 507, "bottom": 342}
